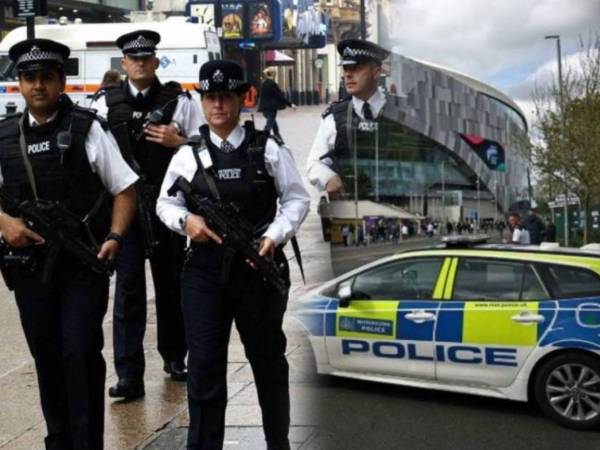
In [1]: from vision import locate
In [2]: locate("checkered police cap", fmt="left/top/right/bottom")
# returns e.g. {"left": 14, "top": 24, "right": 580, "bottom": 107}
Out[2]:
{"left": 196, "top": 60, "right": 250, "bottom": 95}
{"left": 116, "top": 30, "right": 161, "bottom": 56}
{"left": 9, "top": 38, "right": 70, "bottom": 72}
{"left": 338, "top": 39, "right": 390, "bottom": 66}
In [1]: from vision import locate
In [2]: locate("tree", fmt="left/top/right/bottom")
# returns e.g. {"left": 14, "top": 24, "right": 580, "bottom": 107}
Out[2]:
{"left": 532, "top": 33, "right": 600, "bottom": 243}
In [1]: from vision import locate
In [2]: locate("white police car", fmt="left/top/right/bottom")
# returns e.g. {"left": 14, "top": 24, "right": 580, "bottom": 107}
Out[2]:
{"left": 295, "top": 238, "right": 600, "bottom": 429}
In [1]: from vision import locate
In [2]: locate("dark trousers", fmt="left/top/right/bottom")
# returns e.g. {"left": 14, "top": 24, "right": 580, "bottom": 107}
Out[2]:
{"left": 262, "top": 111, "right": 280, "bottom": 137}
{"left": 181, "top": 246, "right": 290, "bottom": 450}
{"left": 13, "top": 262, "right": 109, "bottom": 450}
{"left": 113, "top": 220, "right": 187, "bottom": 380}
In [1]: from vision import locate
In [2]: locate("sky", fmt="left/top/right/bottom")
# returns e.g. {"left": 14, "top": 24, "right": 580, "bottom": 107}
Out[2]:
{"left": 380, "top": 0, "right": 600, "bottom": 127}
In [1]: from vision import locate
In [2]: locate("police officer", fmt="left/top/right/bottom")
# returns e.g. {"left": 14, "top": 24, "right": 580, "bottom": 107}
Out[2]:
{"left": 156, "top": 60, "right": 309, "bottom": 450}
{"left": 90, "top": 30, "right": 205, "bottom": 398}
{"left": 0, "top": 39, "right": 137, "bottom": 449}
{"left": 306, "top": 39, "right": 390, "bottom": 199}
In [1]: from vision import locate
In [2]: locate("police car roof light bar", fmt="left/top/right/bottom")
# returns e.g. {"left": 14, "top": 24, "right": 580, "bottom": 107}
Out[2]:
{"left": 442, "top": 234, "right": 491, "bottom": 248}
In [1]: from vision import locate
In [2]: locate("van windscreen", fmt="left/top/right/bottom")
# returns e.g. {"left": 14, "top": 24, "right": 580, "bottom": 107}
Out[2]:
{"left": 0, "top": 55, "right": 17, "bottom": 82}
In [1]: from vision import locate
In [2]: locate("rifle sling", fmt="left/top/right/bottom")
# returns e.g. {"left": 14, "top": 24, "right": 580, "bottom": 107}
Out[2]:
{"left": 190, "top": 139, "right": 222, "bottom": 203}
{"left": 18, "top": 115, "right": 39, "bottom": 200}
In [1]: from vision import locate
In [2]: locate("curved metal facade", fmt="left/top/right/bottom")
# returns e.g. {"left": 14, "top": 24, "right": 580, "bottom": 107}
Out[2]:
{"left": 382, "top": 53, "right": 531, "bottom": 214}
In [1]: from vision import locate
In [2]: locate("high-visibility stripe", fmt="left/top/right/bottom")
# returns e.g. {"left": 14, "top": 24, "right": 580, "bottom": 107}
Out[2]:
{"left": 443, "top": 258, "right": 458, "bottom": 299}
{"left": 432, "top": 257, "right": 451, "bottom": 299}
{"left": 462, "top": 301, "right": 539, "bottom": 345}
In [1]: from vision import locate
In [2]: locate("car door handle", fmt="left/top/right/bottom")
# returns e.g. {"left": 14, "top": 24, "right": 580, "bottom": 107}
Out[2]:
{"left": 511, "top": 311, "right": 545, "bottom": 324}
{"left": 405, "top": 310, "right": 436, "bottom": 323}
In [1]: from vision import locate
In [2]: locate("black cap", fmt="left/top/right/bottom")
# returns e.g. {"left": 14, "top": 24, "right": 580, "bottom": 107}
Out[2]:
{"left": 196, "top": 60, "right": 249, "bottom": 94}
{"left": 9, "top": 38, "right": 70, "bottom": 73}
{"left": 116, "top": 30, "right": 160, "bottom": 56}
{"left": 337, "top": 39, "right": 390, "bottom": 66}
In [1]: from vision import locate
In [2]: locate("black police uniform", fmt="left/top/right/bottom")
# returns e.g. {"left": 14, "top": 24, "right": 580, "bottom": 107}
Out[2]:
{"left": 307, "top": 39, "right": 393, "bottom": 197}
{"left": 0, "top": 39, "right": 118, "bottom": 450}
{"left": 157, "top": 60, "right": 310, "bottom": 450}
{"left": 103, "top": 30, "right": 187, "bottom": 394}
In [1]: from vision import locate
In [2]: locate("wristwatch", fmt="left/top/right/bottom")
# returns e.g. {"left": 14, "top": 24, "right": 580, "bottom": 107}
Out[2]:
{"left": 171, "top": 121, "right": 183, "bottom": 135}
{"left": 179, "top": 213, "right": 190, "bottom": 231}
{"left": 105, "top": 232, "right": 123, "bottom": 246}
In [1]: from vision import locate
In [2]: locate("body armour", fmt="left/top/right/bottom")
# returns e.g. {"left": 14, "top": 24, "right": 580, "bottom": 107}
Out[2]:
{"left": 0, "top": 95, "right": 111, "bottom": 242}
{"left": 329, "top": 97, "right": 398, "bottom": 199}
{"left": 188, "top": 122, "right": 278, "bottom": 233}
{"left": 105, "top": 78, "right": 180, "bottom": 187}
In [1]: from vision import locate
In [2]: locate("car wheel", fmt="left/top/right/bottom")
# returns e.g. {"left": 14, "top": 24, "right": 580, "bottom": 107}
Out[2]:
{"left": 534, "top": 353, "right": 600, "bottom": 430}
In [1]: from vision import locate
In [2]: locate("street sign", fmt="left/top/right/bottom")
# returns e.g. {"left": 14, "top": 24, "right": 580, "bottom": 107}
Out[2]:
{"left": 13, "top": 0, "right": 46, "bottom": 18}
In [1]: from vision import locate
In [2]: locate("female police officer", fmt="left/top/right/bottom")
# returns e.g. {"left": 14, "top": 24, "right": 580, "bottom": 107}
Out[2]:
{"left": 156, "top": 60, "right": 309, "bottom": 449}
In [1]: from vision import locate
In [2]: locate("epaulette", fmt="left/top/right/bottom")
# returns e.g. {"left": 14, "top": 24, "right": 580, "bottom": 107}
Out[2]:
{"left": 73, "top": 105, "right": 109, "bottom": 130}
{"left": 321, "top": 98, "right": 350, "bottom": 118}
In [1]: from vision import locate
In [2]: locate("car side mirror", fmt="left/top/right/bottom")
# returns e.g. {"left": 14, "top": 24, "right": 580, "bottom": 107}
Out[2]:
{"left": 338, "top": 285, "right": 352, "bottom": 308}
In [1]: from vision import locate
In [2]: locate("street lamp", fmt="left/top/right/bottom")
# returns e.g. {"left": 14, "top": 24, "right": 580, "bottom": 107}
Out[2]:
{"left": 544, "top": 34, "right": 569, "bottom": 246}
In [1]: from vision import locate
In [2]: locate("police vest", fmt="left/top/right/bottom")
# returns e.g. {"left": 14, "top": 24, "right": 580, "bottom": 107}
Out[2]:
{"left": 188, "top": 122, "right": 278, "bottom": 232}
{"left": 329, "top": 98, "right": 398, "bottom": 197}
{"left": 105, "top": 78, "right": 180, "bottom": 187}
{"left": 0, "top": 95, "right": 111, "bottom": 242}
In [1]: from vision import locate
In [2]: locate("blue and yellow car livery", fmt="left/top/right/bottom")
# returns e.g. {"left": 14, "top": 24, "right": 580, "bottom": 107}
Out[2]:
{"left": 295, "top": 245, "right": 600, "bottom": 429}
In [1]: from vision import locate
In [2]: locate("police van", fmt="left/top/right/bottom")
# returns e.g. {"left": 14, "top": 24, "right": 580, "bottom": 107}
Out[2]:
{"left": 296, "top": 236, "right": 600, "bottom": 429}
{"left": 0, "top": 17, "right": 221, "bottom": 114}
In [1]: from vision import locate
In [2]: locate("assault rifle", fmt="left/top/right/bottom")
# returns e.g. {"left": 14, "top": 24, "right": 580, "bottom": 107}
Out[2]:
{"left": 167, "top": 176, "right": 289, "bottom": 299}
{"left": 0, "top": 190, "right": 114, "bottom": 285}
{"left": 110, "top": 120, "right": 159, "bottom": 257}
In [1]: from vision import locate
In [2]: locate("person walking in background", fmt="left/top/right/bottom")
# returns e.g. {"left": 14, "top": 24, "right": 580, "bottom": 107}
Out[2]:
{"left": 258, "top": 67, "right": 296, "bottom": 140}
{"left": 544, "top": 218, "right": 557, "bottom": 242}
{"left": 522, "top": 207, "right": 545, "bottom": 245}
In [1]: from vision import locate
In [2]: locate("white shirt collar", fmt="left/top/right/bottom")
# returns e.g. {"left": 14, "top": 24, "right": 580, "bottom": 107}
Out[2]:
{"left": 209, "top": 125, "right": 245, "bottom": 149}
{"left": 128, "top": 79, "right": 151, "bottom": 98}
{"left": 28, "top": 110, "right": 59, "bottom": 127}
{"left": 352, "top": 89, "right": 386, "bottom": 119}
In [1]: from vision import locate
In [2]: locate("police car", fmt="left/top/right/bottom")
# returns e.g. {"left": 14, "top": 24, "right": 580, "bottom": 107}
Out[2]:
{"left": 296, "top": 236, "right": 600, "bottom": 429}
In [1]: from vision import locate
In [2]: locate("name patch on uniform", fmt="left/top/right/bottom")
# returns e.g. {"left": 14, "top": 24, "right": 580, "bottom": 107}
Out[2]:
{"left": 358, "top": 120, "right": 378, "bottom": 132}
{"left": 27, "top": 141, "right": 51, "bottom": 155}
{"left": 132, "top": 111, "right": 146, "bottom": 119}
{"left": 217, "top": 168, "right": 242, "bottom": 180}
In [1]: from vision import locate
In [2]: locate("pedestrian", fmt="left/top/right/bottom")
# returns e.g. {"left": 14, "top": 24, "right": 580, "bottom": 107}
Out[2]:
{"left": 427, "top": 222, "right": 434, "bottom": 237}
{"left": 341, "top": 224, "right": 350, "bottom": 246}
{"left": 156, "top": 59, "right": 310, "bottom": 450}
{"left": 401, "top": 223, "right": 409, "bottom": 240}
{"left": 507, "top": 212, "right": 531, "bottom": 244}
{"left": 446, "top": 221, "right": 453, "bottom": 235}
{"left": 544, "top": 218, "right": 557, "bottom": 242}
{"left": 307, "top": 39, "right": 390, "bottom": 199}
{"left": 89, "top": 29, "right": 206, "bottom": 399}
{"left": 257, "top": 67, "right": 295, "bottom": 140}
{"left": 100, "top": 69, "right": 121, "bottom": 88}
{"left": 0, "top": 38, "right": 137, "bottom": 449}
{"left": 522, "top": 208, "right": 545, "bottom": 245}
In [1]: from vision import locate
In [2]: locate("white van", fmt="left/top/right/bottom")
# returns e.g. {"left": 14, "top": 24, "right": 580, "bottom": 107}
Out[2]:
{"left": 0, "top": 17, "right": 221, "bottom": 114}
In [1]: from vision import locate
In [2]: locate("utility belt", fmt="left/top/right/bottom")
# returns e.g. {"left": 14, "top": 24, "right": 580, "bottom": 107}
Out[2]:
{"left": 186, "top": 240, "right": 286, "bottom": 286}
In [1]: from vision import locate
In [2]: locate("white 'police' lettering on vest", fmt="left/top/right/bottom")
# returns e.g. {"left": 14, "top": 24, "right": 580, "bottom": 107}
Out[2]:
{"left": 27, "top": 141, "right": 51, "bottom": 155}
{"left": 132, "top": 111, "right": 145, "bottom": 119}
{"left": 217, "top": 168, "right": 242, "bottom": 180}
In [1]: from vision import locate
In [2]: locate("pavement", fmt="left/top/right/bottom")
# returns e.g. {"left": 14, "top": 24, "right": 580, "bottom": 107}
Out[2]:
{"left": 0, "top": 106, "right": 333, "bottom": 450}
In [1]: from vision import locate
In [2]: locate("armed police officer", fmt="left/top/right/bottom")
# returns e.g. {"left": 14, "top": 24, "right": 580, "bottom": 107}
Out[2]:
{"left": 306, "top": 39, "right": 390, "bottom": 199}
{"left": 157, "top": 60, "right": 309, "bottom": 450}
{"left": 0, "top": 39, "right": 137, "bottom": 449}
{"left": 90, "top": 30, "right": 205, "bottom": 399}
